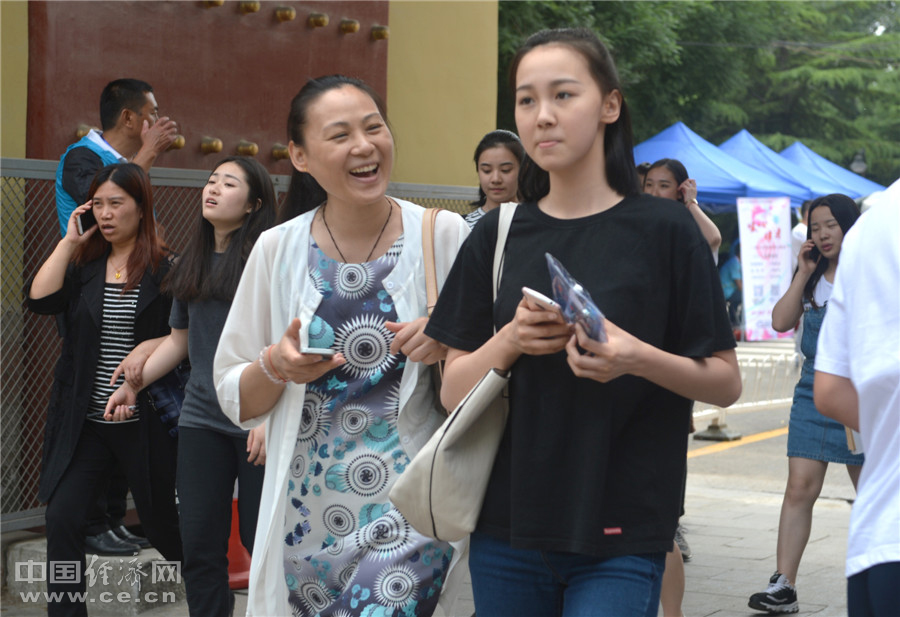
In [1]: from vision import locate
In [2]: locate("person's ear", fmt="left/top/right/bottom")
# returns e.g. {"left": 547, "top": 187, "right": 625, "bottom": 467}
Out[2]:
{"left": 119, "top": 108, "right": 137, "bottom": 130}
{"left": 289, "top": 141, "right": 308, "bottom": 173}
{"left": 600, "top": 90, "right": 622, "bottom": 125}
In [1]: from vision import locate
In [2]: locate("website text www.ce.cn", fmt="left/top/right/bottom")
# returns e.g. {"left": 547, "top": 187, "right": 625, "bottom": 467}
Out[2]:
{"left": 19, "top": 590, "right": 177, "bottom": 605}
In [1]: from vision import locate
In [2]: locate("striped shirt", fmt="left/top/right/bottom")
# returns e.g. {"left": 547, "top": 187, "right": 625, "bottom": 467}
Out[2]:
{"left": 464, "top": 207, "right": 487, "bottom": 230}
{"left": 87, "top": 283, "right": 140, "bottom": 422}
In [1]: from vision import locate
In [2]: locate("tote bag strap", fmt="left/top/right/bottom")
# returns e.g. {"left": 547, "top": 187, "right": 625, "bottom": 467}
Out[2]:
{"left": 422, "top": 207, "right": 442, "bottom": 316}
{"left": 493, "top": 202, "right": 517, "bottom": 304}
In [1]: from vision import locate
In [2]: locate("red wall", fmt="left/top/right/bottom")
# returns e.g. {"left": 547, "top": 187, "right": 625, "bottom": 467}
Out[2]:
{"left": 26, "top": 0, "right": 389, "bottom": 174}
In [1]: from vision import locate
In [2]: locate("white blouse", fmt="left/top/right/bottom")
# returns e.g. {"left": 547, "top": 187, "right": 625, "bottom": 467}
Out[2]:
{"left": 214, "top": 199, "right": 470, "bottom": 617}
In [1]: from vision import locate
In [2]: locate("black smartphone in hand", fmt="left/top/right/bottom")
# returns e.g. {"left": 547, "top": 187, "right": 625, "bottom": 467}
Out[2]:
{"left": 76, "top": 209, "right": 97, "bottom": 235}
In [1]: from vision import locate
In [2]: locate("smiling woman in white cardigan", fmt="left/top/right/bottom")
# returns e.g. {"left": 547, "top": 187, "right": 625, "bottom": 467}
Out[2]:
{"left": 213, "top": 75, "right": 470, "bottom": 617}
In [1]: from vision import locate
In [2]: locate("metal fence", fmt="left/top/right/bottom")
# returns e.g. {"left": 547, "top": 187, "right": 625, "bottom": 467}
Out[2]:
{"left": 693, "top": 343, "right": 800, "bottom": 439}
{"left": 0, "top": 157, "right": 477, "bottom": 532}
{"left": 1, "top": 158, "right": 803, "bottom": 529}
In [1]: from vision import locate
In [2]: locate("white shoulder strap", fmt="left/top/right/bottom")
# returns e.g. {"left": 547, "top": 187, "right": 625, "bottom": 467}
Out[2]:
{"left": 492, "top": 202, "right": 517, "bottom": 302}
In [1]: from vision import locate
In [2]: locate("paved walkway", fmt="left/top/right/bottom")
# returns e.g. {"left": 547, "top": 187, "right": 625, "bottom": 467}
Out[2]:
{"left": 3, "top": 341, "right": 858, "bottom": 616}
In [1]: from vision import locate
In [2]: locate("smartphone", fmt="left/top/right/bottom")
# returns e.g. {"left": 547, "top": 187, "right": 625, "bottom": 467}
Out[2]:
{"left": 522, "top": 286, "right": 561, "bottom": 313}
{"left": 76, "top": 209, "right": 97, "bottom": 235}
{"left": 301, "top": 347, "right": 336, "bottom": 357}
{"left": 808, "top": 245, "right": 821, "bottom": 263}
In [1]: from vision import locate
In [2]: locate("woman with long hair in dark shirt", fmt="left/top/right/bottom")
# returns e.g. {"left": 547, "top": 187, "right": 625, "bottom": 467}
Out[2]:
{"left": 106, "top": 156, "right": 277, "bottom": 616}
{"left": 28, "top": 163, "right": 182, "bottom": 617}
{"left": 425, "top": 29, "right": 741, "bottom": 616}
{"left": 465, "top": 129, "right": 525, "bottom": 229}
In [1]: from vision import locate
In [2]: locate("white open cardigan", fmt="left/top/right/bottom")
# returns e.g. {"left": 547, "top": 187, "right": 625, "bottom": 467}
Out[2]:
{"left": 214, "top": 199, "right": 471, "bottom": 617}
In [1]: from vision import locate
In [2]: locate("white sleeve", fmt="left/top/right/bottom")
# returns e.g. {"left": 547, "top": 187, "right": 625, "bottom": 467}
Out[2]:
{"left": 434, "top": 209, "right": 471, "bottom": 288}
{"left": 815, "top": 261, "right": 851, "bottom": 379}
{"left": 214, "top": 228, "right": 280, "bottom": 429}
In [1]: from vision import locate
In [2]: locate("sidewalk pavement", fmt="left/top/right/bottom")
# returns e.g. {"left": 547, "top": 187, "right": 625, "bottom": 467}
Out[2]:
{"left": 1, "top": 479, "right": 852, "bottom": 617}
{"left": 4, "top": 401, "right": 856, "bottom": 617}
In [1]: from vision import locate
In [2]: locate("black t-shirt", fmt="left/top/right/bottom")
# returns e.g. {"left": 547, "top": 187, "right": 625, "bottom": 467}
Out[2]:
{"left": 425, "top": 196, "right": 735, "bottom": 558}
{"left": 62, "top": 147, "right": 105, "bottom": 206}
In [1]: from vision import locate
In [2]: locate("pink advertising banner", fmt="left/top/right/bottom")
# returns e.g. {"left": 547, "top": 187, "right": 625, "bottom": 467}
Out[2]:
{"left": 736, "top": 197, "right": 794, "bottom": 341}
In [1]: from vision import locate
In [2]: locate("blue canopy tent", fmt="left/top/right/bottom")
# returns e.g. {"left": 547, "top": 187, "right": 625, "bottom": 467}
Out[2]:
{"left": 779, "top": 142, "right": 885, "bottom": 198}
{"left": 719, "top": 130, "right": 846, "bottom": 205}
{"left": 633, "top": 122, "right": 810, "bottom": 212}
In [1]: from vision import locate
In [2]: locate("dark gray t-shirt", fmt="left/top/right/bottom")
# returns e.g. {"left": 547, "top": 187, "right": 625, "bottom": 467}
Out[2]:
{"left": 169, "top": 256, "right": 247, "bottom": 437}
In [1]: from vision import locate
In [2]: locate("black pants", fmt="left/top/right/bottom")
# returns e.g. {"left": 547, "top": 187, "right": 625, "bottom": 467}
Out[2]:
{"left": 177, "top": 427, "right": 264, "bottom": 617}
{"left": 45, "top": 419, "right": 182, "bottom": 617}
{"left": 82, "top": 468, "right": 128, "bottom": 536}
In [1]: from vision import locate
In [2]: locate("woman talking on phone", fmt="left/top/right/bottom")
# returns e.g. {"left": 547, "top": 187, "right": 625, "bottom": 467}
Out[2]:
{"left": 425, "top": 28, "right": 740, "bottom": 615}
{"left": 106, "top": 156, "right": 276, "bottom": 616}
{"left": 749, "top": 194, "right": 862, "bottom": 615}
{"left": 27, "top": 163, "right": 182, "bottom": 617}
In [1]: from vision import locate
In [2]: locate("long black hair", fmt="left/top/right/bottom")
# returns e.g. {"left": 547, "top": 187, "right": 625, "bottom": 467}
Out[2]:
{"left": 278, "top": 75, "right": 390, "bottom": 223}
{"left": 470, "top": 130, "right": 525, "bottom": 207}
{"left": 802, "top": 193, "right": 860, "bottom": 307}
{"left": 509, "top": 28, "right": 639, "bottom": 203}
{"left": 164, "top": 156, "right": 276, "bottom": 301}
{"left": 647, "top": 158, "right": 689, "bottom": 204}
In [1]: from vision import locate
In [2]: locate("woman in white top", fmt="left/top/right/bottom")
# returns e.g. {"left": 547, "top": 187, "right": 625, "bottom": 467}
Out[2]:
{"left": 213, "top": 75, "right": 470, "bottom": 617}
{"left": 750, "top": 193, "right": 862, "bottom": 614}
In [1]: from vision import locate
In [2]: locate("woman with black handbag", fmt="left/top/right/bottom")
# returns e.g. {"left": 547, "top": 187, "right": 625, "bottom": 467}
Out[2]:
{"left": 106, "top": 156, "right": 277, "bottom": 616}
{"left": 27, "top": 163, "right": 182, "bottom": 617}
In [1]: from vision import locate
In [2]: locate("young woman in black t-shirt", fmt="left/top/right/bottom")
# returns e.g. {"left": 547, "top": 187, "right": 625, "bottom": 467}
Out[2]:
{"left": 425, "top": 28, "right": 741, "bottom": 616}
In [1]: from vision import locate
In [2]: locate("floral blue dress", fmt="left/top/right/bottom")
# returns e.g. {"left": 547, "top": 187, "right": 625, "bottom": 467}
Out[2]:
{"left": 283, "top": 235, "right": 453, "bottom": 617}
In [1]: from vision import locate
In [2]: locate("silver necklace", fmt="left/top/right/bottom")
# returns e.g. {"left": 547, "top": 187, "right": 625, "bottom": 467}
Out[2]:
{"left": 321, "top": 198, "right": 393, "bottom": 263}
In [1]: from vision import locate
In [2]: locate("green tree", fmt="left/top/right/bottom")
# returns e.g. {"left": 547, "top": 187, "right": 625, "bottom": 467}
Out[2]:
{"left": 497, "top": 0, "right": 899, "bottom": 186}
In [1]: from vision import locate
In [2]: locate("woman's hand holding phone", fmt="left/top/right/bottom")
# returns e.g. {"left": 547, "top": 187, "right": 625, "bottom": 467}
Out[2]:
{"left": 76, "top": 207, "right": 97, "bottom": 236}
{"left": 66, "top": 202, "right": 98, "bottom": 242}
{"left": 104, "top": 383, "right": 138, "bottom": 422}
{"left": 271, "top": 318, "right": 346, "bottom": 383}
{"left": 798, "top": 239, "right": 819, "bottom": 276}
{"left": 506, "top": 294, "right": 571, "bottom": 357}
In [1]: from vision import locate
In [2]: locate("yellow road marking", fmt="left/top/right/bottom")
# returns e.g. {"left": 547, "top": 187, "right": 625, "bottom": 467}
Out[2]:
{"left": 688, "top": 427, "right": 789, "bottom": 459}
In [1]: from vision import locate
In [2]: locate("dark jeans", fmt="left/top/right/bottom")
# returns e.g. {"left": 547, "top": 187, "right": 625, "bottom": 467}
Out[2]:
{"left": 177, "top": 427, "right": 264, "bottom": 617}
{"left": 468, "top": 531, "right": 665, "bottom": 617}
{"left": 45, "top": 419, "right": 181, "bottom": 617}
{"left": 848, "top": 561, "right": 900, "bottom": 617}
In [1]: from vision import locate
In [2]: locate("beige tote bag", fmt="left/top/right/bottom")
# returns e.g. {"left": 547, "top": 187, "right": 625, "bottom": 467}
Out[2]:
{"left": 389, "top": 203, "right": 516, "bottom": 541}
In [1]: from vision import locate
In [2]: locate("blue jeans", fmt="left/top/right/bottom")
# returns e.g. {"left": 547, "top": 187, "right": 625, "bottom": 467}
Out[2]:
{"left": 469, "top": 531, "right": 665, "bottom": 617}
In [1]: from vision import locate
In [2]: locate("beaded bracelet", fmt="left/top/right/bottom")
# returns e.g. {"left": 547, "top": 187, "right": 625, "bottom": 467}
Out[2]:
{"left": 258, "top": 345, "right": 288, "bottom": 385}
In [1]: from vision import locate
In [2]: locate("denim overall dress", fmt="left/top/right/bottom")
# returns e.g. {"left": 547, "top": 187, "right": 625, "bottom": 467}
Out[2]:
{"left": 786, "top": 302, "right": 865, "bottom": 465}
